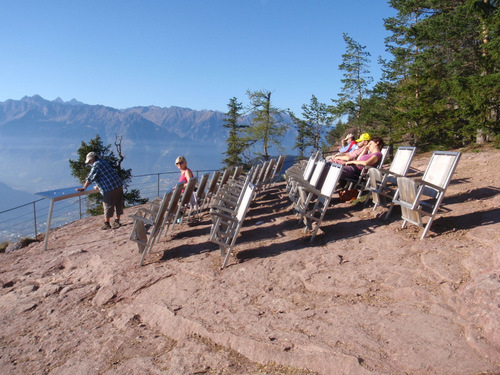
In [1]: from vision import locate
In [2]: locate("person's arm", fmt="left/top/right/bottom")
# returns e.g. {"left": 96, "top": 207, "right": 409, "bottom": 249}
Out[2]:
{"left": 334, "top": 154, "right": 350, "bottom": 161}
{"left": 355, "top": 147, "right": 369, "bottom": 159}
{"left": 346, "top": 154, "right": 379, "bottom": 167}
{"left": 76, "top": 180, "right": 91, "bottom": 191}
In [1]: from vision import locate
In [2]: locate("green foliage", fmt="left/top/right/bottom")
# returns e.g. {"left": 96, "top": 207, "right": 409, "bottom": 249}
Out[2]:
{"left": 329, "top": 33, "right": 373, "bottom": 126}
{"left": 222, "top": 97, "right": 247, "bottom": 168}
{"left": 494, "top": 133, "right": 500, "bottom": 149}
{"left": 301, "top": 95, "right": 331, "bottom": 152}
{"left": 68, "top": 134, "right": 147, "bottom": 216}
{"left": 375, "top": 0, "right": 500, "bottom": 149}
{"left": 0, "top": 242, "right": 7, "bottom": 253}
{"left": 245, "top": 90, "right": 288, "bottom": 160}
{"left": 288, "top": 111, "right": 313, "bottom": 159}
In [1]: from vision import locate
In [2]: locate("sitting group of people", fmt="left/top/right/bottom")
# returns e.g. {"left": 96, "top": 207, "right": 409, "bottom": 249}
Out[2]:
{"left": 328, "top": 133, "right": 385, "bottom": 180}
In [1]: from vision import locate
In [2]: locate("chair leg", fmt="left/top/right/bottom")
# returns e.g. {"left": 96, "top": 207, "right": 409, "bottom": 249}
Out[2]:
{"left": 384, "top": 203, "right": 395, "bottom": 220}
{"left": 421, "top": 217, "right": 435, "bottom": 240}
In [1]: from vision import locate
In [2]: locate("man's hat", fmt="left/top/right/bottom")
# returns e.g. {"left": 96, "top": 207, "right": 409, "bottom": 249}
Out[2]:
{"left": 85, "top": 152, "right": 97, "bottom": 164}
{"left": 356, "top": 133, "right": 371, "bottom": 142}
{"left": 344, "top": 133, "right": 354, "bottom": 141}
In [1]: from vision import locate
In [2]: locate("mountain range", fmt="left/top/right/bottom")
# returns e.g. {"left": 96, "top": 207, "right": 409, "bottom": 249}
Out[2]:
{"left": 0, "top": 95, "right": 296, "bottom": 202}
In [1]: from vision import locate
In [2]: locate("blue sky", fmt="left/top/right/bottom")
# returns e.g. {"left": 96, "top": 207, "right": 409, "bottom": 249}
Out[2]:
{"left": 1, "top": 0, "right": 396, "bottom": 116}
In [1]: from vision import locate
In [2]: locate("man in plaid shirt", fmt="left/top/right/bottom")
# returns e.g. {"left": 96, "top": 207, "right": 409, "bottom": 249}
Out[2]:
{"left": 77, "top": 152, "right": 124, "bottom": 230}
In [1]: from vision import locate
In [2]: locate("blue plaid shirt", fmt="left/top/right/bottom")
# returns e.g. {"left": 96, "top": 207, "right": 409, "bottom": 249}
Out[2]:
{"left": 86, "top": 159, "right": 123, "bottom": 193}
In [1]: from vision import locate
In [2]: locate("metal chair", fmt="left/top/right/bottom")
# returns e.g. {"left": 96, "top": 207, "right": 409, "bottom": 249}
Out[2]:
{"left": 295, "top": 163, "right": 344, "bottom": 242}
{"left": 367, "top": 146, "right": 417, "bottom": 217}
{"left": 210, "top": 183, "right": 256, "bottom": 269}
{"left": 392, "top": 151, "right": 461, "bottom": 239}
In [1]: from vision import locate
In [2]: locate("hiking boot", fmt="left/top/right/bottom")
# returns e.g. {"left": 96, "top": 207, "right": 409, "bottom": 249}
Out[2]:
{"left": 112, "top": 219, "right": 121, "bottom": 228}
{"left": 101, "top": 222, "right": 111, "bottom": 230}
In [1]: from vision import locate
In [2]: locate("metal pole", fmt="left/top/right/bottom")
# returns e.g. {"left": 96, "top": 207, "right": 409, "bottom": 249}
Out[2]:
{"left": 43, "top": 199, "right": 55, "bottom": 251}
{"left": 78, "top": 196, "right": 82, "bottom": 219}
{"left": 33, "top": 201, "right": 38, "bottom": 238}
{"left": 157, "top": 173, "right": 160, "bottom": 197}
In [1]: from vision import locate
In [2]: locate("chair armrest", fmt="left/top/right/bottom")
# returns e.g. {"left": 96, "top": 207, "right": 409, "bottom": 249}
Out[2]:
{"left": 299, "top": 184, "right": 321, "bottom": 197}
{"left": 210, "top": 205, "right": 238, "bottom": 215}
{"left": 413, "top": 178, "right": 445, "bottom": 192}
{"left": 129, "top": 214, "right": 154, "bottom": 225}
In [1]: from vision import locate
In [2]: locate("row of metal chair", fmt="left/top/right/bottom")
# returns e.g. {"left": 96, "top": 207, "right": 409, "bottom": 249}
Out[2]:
{"left": 209, "top": 156, "right": 285, "bottom": 268}
{"left": 129, "top": 156, "right": 286, "bottom": 267}
{"left": 368, "top": 150, "right": 461, "bottom": 239}
{"left": 285, "top": 147, "right": 461, "bottom": 240}
{"left": 284, "top": 152, "right": 344, "bottom": 240}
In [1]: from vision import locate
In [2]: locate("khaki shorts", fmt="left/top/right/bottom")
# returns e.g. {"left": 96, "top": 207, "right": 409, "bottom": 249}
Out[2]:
{"left": 102, "top": 186, "right": 124, "bottom": 218}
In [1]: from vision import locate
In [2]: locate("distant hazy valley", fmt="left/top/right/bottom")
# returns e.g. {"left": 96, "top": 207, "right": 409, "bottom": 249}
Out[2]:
{"left": 0, "top": 95, "right": 296, "bottom": 210}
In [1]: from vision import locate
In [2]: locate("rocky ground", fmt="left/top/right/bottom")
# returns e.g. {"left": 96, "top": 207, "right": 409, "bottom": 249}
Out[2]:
{"left": 0, "top": 146, "right": 499, "bottom": 375}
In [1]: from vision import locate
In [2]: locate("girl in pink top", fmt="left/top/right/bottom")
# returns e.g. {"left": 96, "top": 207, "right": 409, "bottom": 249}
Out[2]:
{"left": 175, "top": 156, "right": 194, "bottom": 188}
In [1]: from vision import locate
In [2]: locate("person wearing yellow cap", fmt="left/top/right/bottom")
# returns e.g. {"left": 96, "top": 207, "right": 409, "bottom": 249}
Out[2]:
{"left": 329, "top": 133, "right": 372, "bottom": 165}
{"left": 356, "top": 133, "right": 371, "bottom": 143}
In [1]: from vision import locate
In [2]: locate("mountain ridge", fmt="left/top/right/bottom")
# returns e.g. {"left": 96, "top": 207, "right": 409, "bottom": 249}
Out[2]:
{"left": 0, "top": 95, "right": 295, "bottom": 196}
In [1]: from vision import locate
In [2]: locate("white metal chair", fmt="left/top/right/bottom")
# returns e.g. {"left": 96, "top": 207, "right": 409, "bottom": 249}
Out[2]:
{"left": 289, "top": 159, "right": 326, "bottom": 206}
{"left": 199, "top": 170, "right": 220, "bottom": 211}
{"left": 170, "top": 177, "right": 198, "bottom": 232}
{"left": 392, "top": 151, "right": 461, "bottom": 239}
{"left": 268, "top": 155, "right": 286, "bottom": 186}
{"left": 367, "top": 146, "right": 417, "bottom": 217}
{"left": 156, "top": 182, "right": 185, "bottom": 239}
{"left": 129, "top": 190, "right": 172, "bottom": 266}
{"left": 210, "top": 182, "right": 256, "bottom": 269}
{"left": 295, "top": 163, "right": 344, "bottom": 242}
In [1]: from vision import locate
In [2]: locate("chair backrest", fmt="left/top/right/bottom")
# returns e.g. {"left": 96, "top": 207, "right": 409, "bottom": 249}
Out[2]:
{"left": 309, "top": 160, "right": 326, "bottom": 187}
{"left": 377, "top": 145, "right": 390, "bottom": 168}
{"left": 422, "top": 151, "right": 461, "bottom": 189}
{"left": 219, "top": 169, "right": 231, "bottom": 188}
{"left": 320, "top": 163, "right": 343, "bottom": 197}
{"left": 389, "top": 146, "right": 416, "bottom": 175}
{"left": 150, "top": 191, "right": 172, "bottom": 235}
{"left": 179, "top": 177, "right": 198, "bottom": 206}
{"left": 302, "top": 153, "right": 318, "bottom": 181}
{"left": 273, "top": 155, "right": 286, "bottom": 177}
{"left": 196, "top": 173, "right": 210, "bottom": 199}
{"left": 255, "top": 161, "right": 270, "bottom": 185}
{"left": 207, "top": 171, "right": 221, "bottom": 195}
{"left": 232, "top": 166, "right": 243, "bottom": 180}
{"left": 167, "top": 182, "right": 185, "bottom": 216}
{"left": 262, "top": 158, "right": 276, "bottom": 183}
{"left": 251, "top": 164, "right": 262, "bottom": 184}
{"left": 236, "top": 183, "right": 255, "bottom": 221}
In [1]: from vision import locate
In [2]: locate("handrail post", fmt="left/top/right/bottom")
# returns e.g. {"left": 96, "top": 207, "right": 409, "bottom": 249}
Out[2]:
{"left": 157, "top": 173, "right": 160, "bottom": 197}
{"left": 78, "top": 196, "right": 83, "bottom": 219}
{"left": 33, "top": 201, "right": 38, "bottom": 238}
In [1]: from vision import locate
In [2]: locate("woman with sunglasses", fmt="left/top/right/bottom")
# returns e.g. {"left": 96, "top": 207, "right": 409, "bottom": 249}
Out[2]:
{"left": 175, "top": 156, "right": 194, "bottom": 188}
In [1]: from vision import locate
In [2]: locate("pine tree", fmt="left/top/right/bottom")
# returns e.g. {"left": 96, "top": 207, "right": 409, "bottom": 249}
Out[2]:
{"left": 245, "top": 90, "right": 287, "bottom": 160}
{"left": 329, "top": 33, "right": 373, "bottom": 133}
{"left": 288, "top": 111, "right": 313, "bottom": 159}
{"left": 383, "top": 0, "right": 500, "bottom": 148}
{"left": 222, "top": 97, "right": 246, "bottom": 168}
{"left": 301, "top": 95, "right": 331, "bottom": 153}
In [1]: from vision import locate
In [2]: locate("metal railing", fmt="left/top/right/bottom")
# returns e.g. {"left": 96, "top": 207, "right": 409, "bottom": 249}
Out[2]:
{"left": 0, "top": 169, "right": 217, "bottom": 243}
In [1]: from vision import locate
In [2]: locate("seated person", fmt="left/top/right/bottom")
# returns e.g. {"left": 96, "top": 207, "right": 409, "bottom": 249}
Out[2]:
{"left": 328, "top": 133, "right": 371, "bottom": 165}
{"left": 338, "top": 134, "right": 357, "bottom": 153}
{"left": 341, "top": 137, "right": 385, "bottom": 180}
